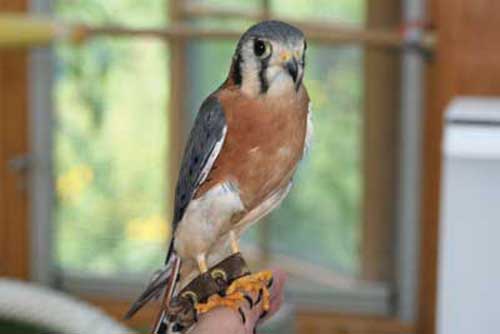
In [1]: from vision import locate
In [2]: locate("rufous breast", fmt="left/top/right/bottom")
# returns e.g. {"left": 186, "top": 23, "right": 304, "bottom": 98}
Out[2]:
{"left": 195, "top": 86, "right": 309, "bottom": 212}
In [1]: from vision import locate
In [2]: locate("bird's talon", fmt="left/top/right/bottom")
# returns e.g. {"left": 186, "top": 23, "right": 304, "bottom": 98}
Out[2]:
{"left": 262, "top": 287, "right": 271, "bottom": 311}
{"left": 244, "top": 294, "right": 254, "bottom": 308}
{"left": 195, "top": 292, "right": 244, "bottom": 315}
{"left": 225, "top": 271, "right": 273, "bottom": 313}
{"left": 238, "top": 307, "right": 246, "bottom": 323}
{"left": 255, "top": 289, "right": 263, "bottom": 305}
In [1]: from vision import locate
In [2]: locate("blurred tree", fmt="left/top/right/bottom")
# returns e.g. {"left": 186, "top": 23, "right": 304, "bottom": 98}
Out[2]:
{"left": 54, "top": 0, "right": 169, "bottom": 275}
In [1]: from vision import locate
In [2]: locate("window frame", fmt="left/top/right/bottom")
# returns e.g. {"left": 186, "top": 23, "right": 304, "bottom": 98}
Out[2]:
{"left": 0, "top": 0, "right": 30, "bottom": 280}
{"left": 23, "top": 0, "right": 423, "bottom": 331}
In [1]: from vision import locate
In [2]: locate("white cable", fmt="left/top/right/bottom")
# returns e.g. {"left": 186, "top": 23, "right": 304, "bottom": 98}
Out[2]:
{"left": 0, "top": 278, "right": 135, "bottom": 334}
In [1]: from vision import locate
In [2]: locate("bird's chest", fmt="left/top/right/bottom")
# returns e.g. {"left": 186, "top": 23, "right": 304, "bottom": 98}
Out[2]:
{"left": 232, "top": 111, "right": 302, "bottom": 169}
{"left": 219, "top": 99, "right": 307, "bottom": 208}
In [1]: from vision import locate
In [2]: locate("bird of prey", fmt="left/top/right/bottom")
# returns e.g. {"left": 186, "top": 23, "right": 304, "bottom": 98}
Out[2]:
{"left": 127, "top": 20, "right": 312, "bottom": 332}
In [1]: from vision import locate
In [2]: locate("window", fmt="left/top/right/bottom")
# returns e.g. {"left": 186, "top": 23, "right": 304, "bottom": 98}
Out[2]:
{"left": 28, "top": 0, "right": 421, "bottom": 331}
{"left": 53, "top": 1, "right": 170, "bottom": 279}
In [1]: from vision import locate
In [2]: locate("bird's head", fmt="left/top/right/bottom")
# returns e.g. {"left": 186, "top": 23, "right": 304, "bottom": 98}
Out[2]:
{"left": 229, "top": 20, "right": 307, "bottom": 97}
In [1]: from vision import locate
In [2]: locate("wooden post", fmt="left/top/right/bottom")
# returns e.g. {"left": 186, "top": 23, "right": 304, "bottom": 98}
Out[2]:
{"left": 0, "top": 0, "right": 30, "bottom": 280}
{"left": 167, "top": 0, "right": 188, "bottom": 214}
{"left": 361, "top": 0, "right": 401, "bottom": 282}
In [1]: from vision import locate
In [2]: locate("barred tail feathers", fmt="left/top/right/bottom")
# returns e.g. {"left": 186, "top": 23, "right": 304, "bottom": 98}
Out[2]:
{"left": 125, "top": 255, "right": 180, "bottom": 320}
{"left": 151, "top": 256, "right": 181, "bottom": 334}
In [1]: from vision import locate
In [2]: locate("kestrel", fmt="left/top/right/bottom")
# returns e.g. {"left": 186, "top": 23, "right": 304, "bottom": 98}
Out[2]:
{"left": 127, "top": 20, "right": 312, "bottom": 333}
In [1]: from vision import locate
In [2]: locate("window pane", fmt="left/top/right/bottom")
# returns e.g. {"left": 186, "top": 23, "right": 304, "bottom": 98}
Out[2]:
{"left": 267, "top": 45, "right": 363, "bottom": 277}
{"left": 55, "top": 0, "right": 167, "bottom": 27}
{"left": 190, "top": 0, "right": 259, "bottom": 12}
{"left": 185, "top": 41, "right": 234, "bottom": 115}
{"left": 271, "top": 0, "right": 365, "bottom": 25}
{"left": 53, "top": 37, "right": 169, "bottom": 276}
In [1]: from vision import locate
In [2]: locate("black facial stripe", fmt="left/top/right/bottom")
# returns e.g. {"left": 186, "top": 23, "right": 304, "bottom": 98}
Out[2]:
{"left": 233, "top": 53, "right": 243, "bottom": 86}
{"left": 258, "top": 57, "right": 270, "bottom": 94}
{"left": 296, "top": 74, "right": 303, "bottom": 91}
{"left": 296, "top": 50, "right": 306, "bottom": 90}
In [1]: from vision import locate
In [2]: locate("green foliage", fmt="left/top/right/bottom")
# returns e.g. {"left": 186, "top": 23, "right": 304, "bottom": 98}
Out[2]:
{"left": 267, "top": 45, "right": 363, "bottom": 275}
{"left": 55, "top": 0, "right": 167, "bottom": 26}
{"left": 54, "top": 35, "right": 169, "bottom": 274}
{"left": 271, "top": 0, "right": 365, "bottom": 24}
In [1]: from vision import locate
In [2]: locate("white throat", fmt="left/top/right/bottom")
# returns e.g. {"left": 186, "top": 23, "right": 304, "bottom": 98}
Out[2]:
{"left": 240, "top": 65, "right": 296, "bottom": 98}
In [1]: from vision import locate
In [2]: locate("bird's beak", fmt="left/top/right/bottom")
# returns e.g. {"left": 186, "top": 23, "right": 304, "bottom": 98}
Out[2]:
{"left": 284, "top": 58, "right": 299, "bottom": 83}
{"left": 280, "top": 51, "right": 299, "bottom": 83}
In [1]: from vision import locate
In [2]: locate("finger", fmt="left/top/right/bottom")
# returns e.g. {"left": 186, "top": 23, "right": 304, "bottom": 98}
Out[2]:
{"left": 262, "top": 291, "right": 284, "bottom": 322}
{"left": 261, "top": 268, "right": 287, "bottom": 319}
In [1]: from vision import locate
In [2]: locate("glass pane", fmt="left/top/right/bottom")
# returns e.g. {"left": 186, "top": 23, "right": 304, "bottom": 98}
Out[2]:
{"left": 186, "top": 40, "right": 363, "bottom": 279}
{"left": 53, "top": 37, "right": 169, "bottom": 275}
{"left": 191, "top": 0, "right": 259, "bottom": 12}
{"left": 271, "top": 0, "right": 365, "bottom": 25}
{"left": 55, "top": 0, "right": 167, "bottom": 27}
{"left": 267, "top": 45, "right": 363, "bottom": 278}
{"left": 185, "top": 40, "right": 235, "bottom": 115}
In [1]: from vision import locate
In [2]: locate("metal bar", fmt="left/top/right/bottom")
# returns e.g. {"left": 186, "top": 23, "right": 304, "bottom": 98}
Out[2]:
{"left": 28, "top": 0, "right": 54, "bottom": 287}
{"left": 85, "top": 23, "right": 407, "bottom": 47}
{"left": 0, "top": 14, "right": 435, "bottom": 50}
{"left": 396, "top": 0, "right": 426, "bottom": 323}
{"left": 28, "top": 47, "right": 54, "bottom": 285}
{"left": 85, "top": 24, "right": 241, "bottom": 40}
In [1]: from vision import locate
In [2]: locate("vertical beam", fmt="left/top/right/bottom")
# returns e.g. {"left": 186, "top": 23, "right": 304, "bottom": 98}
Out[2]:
{"left": 261, "top": 0, "right": 271, "bottom": 20}
{"left": 0, "top": 0, "right": 30, "bottom": 279}
{"left": 29, "top": 0, "right": 55, "bottom": 284}
{"left": 397, "top": 0, "right": 425, "bottom": 322}
{"left": 167, "top": 0, "right": 188, "bottom": 209}
{"left": 362, "top": 0, "right": 401, "bottom": 283}
{"left": 417, "top": 1, "right": 440, "bottom": 332}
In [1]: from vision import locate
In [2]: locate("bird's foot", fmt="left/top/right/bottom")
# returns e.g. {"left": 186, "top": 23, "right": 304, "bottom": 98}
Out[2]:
{"left": 226, "top": 270, "right": 273, "bottom": 311}
{"left": 195, "top": 290, "right": 245, "bottom": 314}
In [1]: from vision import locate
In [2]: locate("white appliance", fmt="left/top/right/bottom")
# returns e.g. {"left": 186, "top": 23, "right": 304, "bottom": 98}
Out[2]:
{"left": 437, "top": 98, "right": 500, "bottom": 334}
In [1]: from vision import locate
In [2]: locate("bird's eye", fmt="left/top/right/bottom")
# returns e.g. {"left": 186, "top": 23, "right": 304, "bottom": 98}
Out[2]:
{"left": 253, "top": 39, "right": 272, "bottom": 59}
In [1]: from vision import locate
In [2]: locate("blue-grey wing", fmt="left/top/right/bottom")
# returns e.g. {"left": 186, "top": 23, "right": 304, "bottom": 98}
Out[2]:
{"left": 172, "top": 95, "right": 227, "bottom": 231}
{"left": 128, "top": 97, "right": 226, "bottom": 318}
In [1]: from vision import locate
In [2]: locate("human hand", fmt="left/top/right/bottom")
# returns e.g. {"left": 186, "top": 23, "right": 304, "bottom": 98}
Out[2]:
{"left": 190, "top": 268, "right": 287, "bottom": 334}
